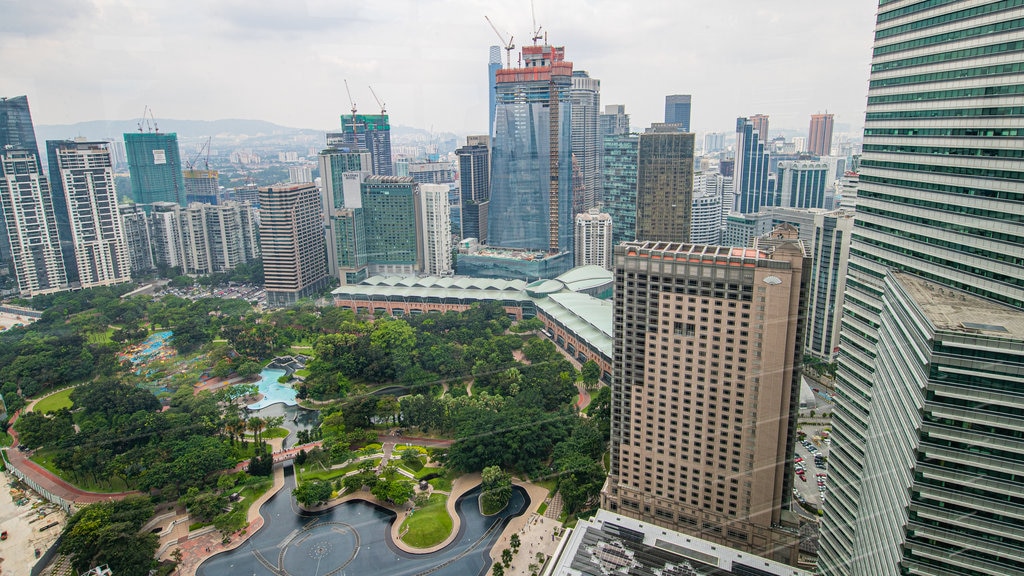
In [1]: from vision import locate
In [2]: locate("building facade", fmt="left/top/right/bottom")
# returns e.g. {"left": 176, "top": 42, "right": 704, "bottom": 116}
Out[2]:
{"left": 776, "top": 161, "right": 830, "bottom": 209}
{"left": 259, "top": 183, "right": 328, "bottom": 307}
{"left": 574, "top": 209, "right": 613, "bottom": 270}
{"left": 602, "top": 133, "right": 638, "bottom": 246}
{"left": 807, "top": 113, "right": 834, "bottom": 157}
{"left": 319, "top": 147, "right": 371, "bottom": 279}
{"left": 330, "top": 114, "right": 393, "bottom": 176}
{"left": 599, "top": 104, "right": 629, "bottom": 137}
{"left": 819, "top": 2, "right": 1024, "bottom": 574}
{"left": 570, "top": 70, "right": 602, "bottom": 211}
{"left": 733, "top": 117, "right": 771, "bottom": 214}
{"left": 361, "top": 175, "right": 420, "bottom": 275}
{"left": 636, "top": 126, "right": 694, "bottom": 243}
{"left": 603, "top": 239, "right": 807, "bottom": 565}
{"left": 124, "top": 132, "right": 186, "bottom": 207}
{"left": 419, "top": 183, "right": 453, "bottom": 276}
{"left": 804, "top": 209, "right": 853, "bottom": 360}
{"left": 47, "top": 140, "right": 130, "bottom": 289}
{"left": 690, "top": 192, "right": 723, "bottom": 245}
{"left": 183, "top": 169, "right": 220, "bottom": 205}
{"left": 664, "top": 94, "right": 692, "bottom": 132}
{"left": 456, "top": 136, "right": 489, "bottom": 243}
{"left": 120, "top": 203, "right": 154, "bottom": 274}
{"left": 488, "top": 44, "right": 574, "bottom": 256}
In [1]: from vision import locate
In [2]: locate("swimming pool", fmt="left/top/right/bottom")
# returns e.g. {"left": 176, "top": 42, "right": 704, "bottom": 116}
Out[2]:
{"left": 247, "top": 368, "right": 295, "bottom": 410}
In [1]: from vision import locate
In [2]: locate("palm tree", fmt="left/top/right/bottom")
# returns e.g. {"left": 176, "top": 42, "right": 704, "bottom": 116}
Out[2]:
{"left": 247, "top": 416, "right": 265, "bottom": 447}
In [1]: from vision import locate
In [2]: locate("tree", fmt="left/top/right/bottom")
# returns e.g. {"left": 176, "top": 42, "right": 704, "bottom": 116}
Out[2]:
{"left": 580, "top": 360, "right": 602, "bottom": 389}
{"left": 502, "top": 548, "right": 513, "bottom": 567}
{"left": 59, "top": 497, "right": 158, "bottom": 576}
{"left": 293, "top": 479, "right": 333, "bottom": 506}
{"left": 492, "top": 563, "right": 505, "bottom": 576}
{"left": 510, "top": 533, "right": 521, "bottom": 552}
{"left": 481, "top": 466, "right": 513, "bottom": 515}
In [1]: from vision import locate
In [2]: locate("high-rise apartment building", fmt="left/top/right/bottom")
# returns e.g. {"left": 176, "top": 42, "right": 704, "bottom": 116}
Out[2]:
{"left": 0, "top": 149, "right": 67, "bottom": 295}
{"left": 570, "top": 70, "right": 602, "bottom": 211}
{"left": 703, "top": 132, "right": 725, "bottom": 154}
{"left": 0, "top": 95, "right": 44, "bottom": 268}
{"left": 635, "top": 125, "right": 694, "bottom": 243}
{"left": 602, "top": 133, "right": 638, "bottom": 246}
{"left": 120, "top": 203, "right": 154, "bottom": 274}
{"left": 184, "top": 169, "right": 220, "bottom": 205}
{"left": 750, "top": 114, "right": 769, "bottom": 143}
{"left": 819, "top": 3, "right": 1024, "bottom": 575}
{"left": 146, "top": 200, "right": 259, "bottom": 277}
{"left": 47, "top": 140, "right": 130, "bottom": 289}
{"left": 603, "top": 237, "right": 808, "bottom": 565}
{"left": 733, "top": 117, "right": 771, "bottom": 214}
{"left": 124, "top": 132, "right": 186, "bottom": 207}
{"left": 690, "top": 192, "right": 722, "bottom": 245}
{"left": 807, "top": 113, "right": 834, "bottom": 157}
{"left": 488, "top": 43, "right": 574, "bottom": 256}
{"left": 259, "top": 183, "right": 328, "bottom": 307}
{"left": 599, "top": 104, "right": 629, "bottom": 137}
{"left": 775, "top": 161, "right": 830, "bottom": 209}
{"left": 664, "top": 94, "right": 692, "bottom": 132}
{"left": 149, "top": 202, "right": 186, "bottom": 270}
{"left": 574, "top": 209, "right": 612, "bottom": 270}
{"left": 361, "top": 175, "right": 420, "bottom": 275}
{"left": 331, "top": 115, "right": 393, "bottom": 176}
{"left": 419, "top": 183, "right": 452, "bottom": 276}
{"left": 455, "top": 136, "right": 490, "bottom": 243}
{"left": 319, "top": 146, "right": 371, "bottom": 279}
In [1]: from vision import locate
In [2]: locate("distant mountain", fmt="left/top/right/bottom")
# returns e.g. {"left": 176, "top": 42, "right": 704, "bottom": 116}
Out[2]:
{"left": 35, "top": 118, "right": 322, "bottom": 143}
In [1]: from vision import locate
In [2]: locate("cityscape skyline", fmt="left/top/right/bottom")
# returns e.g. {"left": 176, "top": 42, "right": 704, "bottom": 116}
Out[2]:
{"left": 2, "top": 1, "right": 875, "bottom": 137}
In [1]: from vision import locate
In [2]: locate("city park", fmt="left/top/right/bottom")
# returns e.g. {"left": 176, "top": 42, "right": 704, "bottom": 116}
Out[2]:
{"left": 0, "top": 283, "right": 608, "bottom": 576}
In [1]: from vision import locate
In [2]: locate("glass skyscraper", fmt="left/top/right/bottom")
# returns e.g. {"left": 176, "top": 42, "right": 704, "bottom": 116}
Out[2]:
{"left": 602, "top": 133, "right": 638, "bottom": 246}
{"left": 819, "top": 2, "right": 1024, "bottom": 574}
{"left": 488, "top": 44, "right": 574, "bottom": 255}
{"left": 664, "top": 94, "right": 692, "bottom": 132}
{"left": 733, "top": 116, "right": 771, "bottom": 215}
{"left": 333, "top": 115, "right": 393, "bottom": 177}
{"left": 124, "top": 132, "right": 186, "bottom": 207}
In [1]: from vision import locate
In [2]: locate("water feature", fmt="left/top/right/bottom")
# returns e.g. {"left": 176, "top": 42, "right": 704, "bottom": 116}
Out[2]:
{"left": 250, "top": 402, "right": 319, "bottom": 449}
{"left": 197, "top": 467, "right": 529, "bottom": 576}
{"left": 247, "top": 368, "right": 294, "bottom": 410}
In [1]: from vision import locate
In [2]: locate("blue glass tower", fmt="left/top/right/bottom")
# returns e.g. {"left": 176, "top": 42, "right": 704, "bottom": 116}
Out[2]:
{"left": 488, "top": 46, "right": 502, "bottom": 136}
{"left": 664, "top": 94, "right": 691, "bottom": 132}
{"left": 733, "top": 117, "right": 770, "bottom": 214}
{"left": 488, "top": 44, "right": 574, "bottom": 255}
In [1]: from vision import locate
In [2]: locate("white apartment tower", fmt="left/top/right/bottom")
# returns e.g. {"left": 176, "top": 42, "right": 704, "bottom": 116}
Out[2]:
{"left": 574, "top": 209, "right": 613, "bottom": 270}
{"left": 418, "top": 183, "right": 453, "bottom": 276}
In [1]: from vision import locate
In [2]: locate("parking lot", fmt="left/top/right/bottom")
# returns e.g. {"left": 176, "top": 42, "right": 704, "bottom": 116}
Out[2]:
{"left": 162, "top": 283, "right": 266, "bottom": 306}
{"left": 792, "top": 421, "right": 830, "bottom": 513}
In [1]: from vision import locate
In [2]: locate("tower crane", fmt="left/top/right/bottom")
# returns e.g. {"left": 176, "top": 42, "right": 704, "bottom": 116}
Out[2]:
{"left": 530, "top": 0, "right": 543, "bottom": 45}
{"left": 368, "top": 85, "right": 386, "bottom": 115}
{"left": 186, "top": 137, "right": 211, "bottom": 170}
{"left": 344, "top": 79, "right": 357, "bottom": 115}
{"left": 485, "top": 16, "right": 515, "bottom": 68}
{"left": 137, "top": 105, "right": 160, "bottom": 133}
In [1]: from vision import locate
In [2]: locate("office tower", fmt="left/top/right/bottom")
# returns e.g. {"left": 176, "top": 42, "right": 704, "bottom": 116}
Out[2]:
{"left": 0, "top": 149, "right": 67, "bottom": 295}
{"left": 570, "top": 71, "right": 602, "bottom": 211}
{"left": 332, "top": 115, "right": 393, "bottom": 176}
{"left": 818, "top": 3, "right": 1024, "bottom": 575}
{"left": 259, "top": 183, "right": 328, "bottom": 307}
{"left": 803, "top": 209, "right": 853, "bottom": 360}
{"left": 603, "top": 236, "right": 808, "bottom": 565}
{"left": 408, "top": 161, "right": 455, "bottom": 185}
{"left": 703, "top": 132, "right": 725, "bottom": 154}
{"left": 750, "top": 114, "right": 769, "bottom": 143}
{"left": 456, "top": 136, "right": 490, "bottom": 243}
{"left": 333, "top": 171, "right": 369, "bottom": 284}
{"left": 124, "top": 132, "right": 186, "bottom": 207}
{"left": 664, "top": 94, "right": 692, "bottom": 132}
{"left": 319, "top": 147, "right": 371, "bottom": 279}
{"left": 690, "top": 192, "right": 722, "bottom": 245}
{"left": 47, "top": 140, "right": 130, "bottom": 289}
{"left": 602, "top": 133, "right": 638, "bottom": 246}
{"left": 733, "top": 117, "right": 771, "bottom": 214}
{"left": 419, "top": 183, "right": 452, "bottom": 276}
{"left": 184, "top": 169, "right": 220, "bottom": 205}
{"left": 723, "top": 211, "right": 774, "bottom": 247}
{"left": 361, "top": 175, "right": 420, "bottom": 275}
{"left": 599, "top": 104, "right": 629, "bottom": 137}
{"left": 775, "top": 161, "right": 829, "bottom": 209}
{"left": 288, "top": 165, "right": 313, "bottom": 184}
{"left": 488, "top": 43, "right": 574, "bottom": 255}
{"left": 489, "top": 46, "right": 502, "bottom": 135}
{"left": 807, "top": 113, "right": 834, "bottom": 157}
{"left": 574, "top": 209, "right": 612, "bottom": 270}
{"left": 120, "top": 203, "right": 154, "bottom": 274}
{"left": 635, "top": 125, "right": 694, "bottom": 243}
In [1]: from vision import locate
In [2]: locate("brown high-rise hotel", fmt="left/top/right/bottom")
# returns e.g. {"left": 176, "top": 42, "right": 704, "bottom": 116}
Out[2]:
{"left": 603, "top": 235, "right": 808, "bottom": 565}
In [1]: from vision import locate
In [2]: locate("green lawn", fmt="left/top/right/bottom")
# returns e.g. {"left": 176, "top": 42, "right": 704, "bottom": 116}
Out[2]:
{"left": 294, "top": 368, "right": 310, "bottom": 378}
{"left": 261, "top": 427, "right": 289, "bottom": 439}
{"left": 33, "top": 388, "right": 75, "bottom": 414}
{"left": 399, "top": 493, "right": 452, "bottom": 548}
{"left": 298, "top": 457, "right": 380, "bottom": 483}
{"left": 0, "top": 431, "right": 12, "bottom": 447}
{"left": 31, "top": 450, "right": 130, "bottom": 493}
{"left": 214, "top": 477, "right": 273, "bottom": 534}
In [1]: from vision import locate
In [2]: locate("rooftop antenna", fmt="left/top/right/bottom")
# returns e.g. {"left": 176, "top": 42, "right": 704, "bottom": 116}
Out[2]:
{"left": 485, "top": 15, "right": 515, "bottom": 68}
{"left": 368, "top": 85, "right": 387, "bottom": 115}
{"left": 344, "top": 79, "right": 357, "bottom": 115}
{"left": 531, "top": 0, "right": 543, "bottom": 45}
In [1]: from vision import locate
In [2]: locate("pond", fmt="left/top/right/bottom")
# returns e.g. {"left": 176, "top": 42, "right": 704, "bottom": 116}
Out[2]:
{"left": 247, "top": 368, "right": 294, "bottom": 410}
{"left": 250, "top": 402, "right": 319, "bottom": 449}
{"left": 197, "top": 467, "right": 529, "bottom": 576}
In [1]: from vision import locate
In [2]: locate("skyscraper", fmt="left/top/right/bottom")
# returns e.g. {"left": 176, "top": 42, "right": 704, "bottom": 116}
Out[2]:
{"left": 124, "top": 132, "right": 186, "bottom": 207}
{"left": 332, "top": 115, "right": 393, "bottom": 176}
{"left": 602, "top": 133, "right": 638, "bottom": 246}
{"left": 635, "top": 125, "right": 694, "bottom": 243}
{"left": 361, "top": 175, "right": 420, "bottom": 275}
{"left": 47, "top": 140, "right": 130, "bottom": 289}
{"left": 0, "top": 95, "right": 44, "bottom": 267}
{"left": 689, "top": 191, "right": 722, "bottom": 245}
{"left": 419, "top": 183, "right": 453, "bottom": 276}
{"left": 570, "top": 70, "right": 602, "bottom": 211}
{"left": 807, "top": 113, "right": 834, "bottom": 157}
{"left": 184, "top": 169, "right": 220, "bottom": 205}
{"left": 599, "top": 104, "right": 629, "bottom": 137}
{"left": 819, "top": 3, "right": 1024, "bottom": 575}
{"left": 574, "top": 209, "right": 612, "bottom": 270}
{"left": 120, "top": 203, "right": 154, "bottom": 274}
{"left": 733, "top": 117, "right": 771, "bottom": 214}
{"left": 489, "top": 45, "right": 502, "bottom": 135}
{"left": 775, "top": 161, "right": 829, "bottom": 209}
{"left": 259, "top": 183, "right": 328, "bottom": 307}
{"left": 750, "top": 114, "right": 769, "bottom": 143}
{"left": 488, "top": 43, "right": 574, "bottom": 256}
{"left": 319, "top": 146, "right": 371, "bottom": 279}
{"left": 603, "top": 235, "right": 808, "bottom": 565}
{"left": 455, "top": 136, "right": 490, "bottom": 243}
{"left": 664, "top": 94, "right": 692, "bottom": 132}
{"left": 703, "top": 132, "right": 725, "bottom": 154}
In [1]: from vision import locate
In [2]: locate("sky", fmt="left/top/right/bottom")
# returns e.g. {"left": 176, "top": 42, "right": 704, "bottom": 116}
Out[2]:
{"left": 1, "top": 0, "right": 878, "bottom": 138}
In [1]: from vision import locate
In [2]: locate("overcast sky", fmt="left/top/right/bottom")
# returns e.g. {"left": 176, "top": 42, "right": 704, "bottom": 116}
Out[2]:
{"left": 1, "top": 0, "right": 877, "bottom": 138}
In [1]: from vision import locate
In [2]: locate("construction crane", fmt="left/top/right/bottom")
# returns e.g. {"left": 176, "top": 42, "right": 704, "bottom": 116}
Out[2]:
{"left": 530, "top": 0, "right": 543, "bottom": 45}
{"left": 485, "top": 15, "right": 515, "bottom": 68}
{"left": 186, "top": 137, "right": 211, "bottom": 170}
{"left": 137, "top": 105, "right": 159, "bottom": 133}
{"left": 368, "top": 85, "right": 386, "bottom": 115}
{"left": 344, "top": 79, "right": 357, "bottom": 115}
